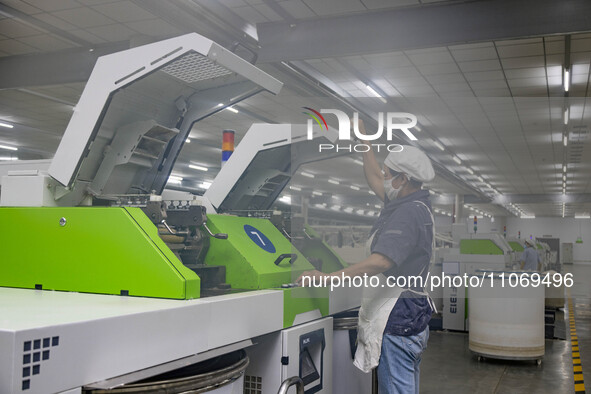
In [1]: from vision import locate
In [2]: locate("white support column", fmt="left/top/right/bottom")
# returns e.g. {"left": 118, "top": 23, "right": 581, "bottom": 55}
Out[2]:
{"left": 454, "top": 194, "right": 464, "bottom": 224}
{"left": 302, "top": 196, "right": 309, "bottom": 225}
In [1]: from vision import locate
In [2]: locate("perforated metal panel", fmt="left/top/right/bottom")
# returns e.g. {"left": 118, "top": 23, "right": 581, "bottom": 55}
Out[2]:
{"left": 161, "top": 52, "right": 233, "bottom": 83}
{"left": 244, "top": 375, "right": 262, "bottom": 394}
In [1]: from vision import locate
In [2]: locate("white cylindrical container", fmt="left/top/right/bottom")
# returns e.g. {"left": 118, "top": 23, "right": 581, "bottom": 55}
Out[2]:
{"left": 332, "top": 313, "right": 372, "bottom": 394}
{"left": 468, "top": 272, "right": 544, "bottom": 360}
{"left": 544, "top": 270, "right": 565, "bottom": 309}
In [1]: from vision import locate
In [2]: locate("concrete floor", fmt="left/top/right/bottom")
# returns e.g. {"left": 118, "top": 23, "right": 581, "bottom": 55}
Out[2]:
{"left": 419, "top": 264, "right": 590, "bottom": 393}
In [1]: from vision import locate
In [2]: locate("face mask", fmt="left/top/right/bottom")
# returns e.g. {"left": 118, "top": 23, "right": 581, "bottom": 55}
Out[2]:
{"left": 383, "top": 178, "right": 403, "bottom": 201}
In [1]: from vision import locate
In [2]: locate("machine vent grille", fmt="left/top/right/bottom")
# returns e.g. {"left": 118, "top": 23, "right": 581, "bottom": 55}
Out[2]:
{"left": 161, "top": 52, "right": 233, "bottom": 83}
{"left": 244, "top": 375, "right": 262, "bottom": 393}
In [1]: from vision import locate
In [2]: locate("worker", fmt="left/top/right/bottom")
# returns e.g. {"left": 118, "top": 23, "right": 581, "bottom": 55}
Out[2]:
{"left": 297, "top": 120, "right": 435, "bottom": 394}
{"left": 521, "top": 239, "right": 541, "bottom": 271}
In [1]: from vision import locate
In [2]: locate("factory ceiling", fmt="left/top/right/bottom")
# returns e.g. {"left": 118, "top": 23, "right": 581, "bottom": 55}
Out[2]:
{"left": 0, "top": 0, "right": 591, "bottom": 220}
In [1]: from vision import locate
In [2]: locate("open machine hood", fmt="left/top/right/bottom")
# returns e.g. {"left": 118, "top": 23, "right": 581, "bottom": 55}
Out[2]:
{"left": 205, "top": 123, "right": 342, "bottom": 213}
{"left": 48, "top": 33, "right": 282, "bottom": 201}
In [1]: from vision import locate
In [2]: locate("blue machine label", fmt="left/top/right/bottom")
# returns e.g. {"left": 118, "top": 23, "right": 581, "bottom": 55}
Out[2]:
{"left": 244, "top": 225, "right": 276, "bottom": 253}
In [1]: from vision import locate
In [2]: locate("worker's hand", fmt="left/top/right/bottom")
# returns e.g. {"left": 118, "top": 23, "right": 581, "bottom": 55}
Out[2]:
{"left": 356, "top": 118, "right": 366, "bottom": 135}
{"left": 296, "top": 270, "right": 329, "bottom": 287}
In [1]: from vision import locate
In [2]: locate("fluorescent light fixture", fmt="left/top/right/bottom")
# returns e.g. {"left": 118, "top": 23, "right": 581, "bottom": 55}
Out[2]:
{"left": 466, "top": 167, "right": 474, "bottom": 175}
{"left": 368, "top": 190, "right": 376, "bottom": 195}
{"left": 365, "top": 84, "right": 387, "bottom": 103}
{"left": 564, "top": 134, "right": 568, "bottom": 146}
{"left": 0, "top": 157, "right": 17, "bottom": 161}
{"left": 226, "top": 106, "right": 239, "bottom": 113}
{"left": 331, "top": 195, "right": 339, "bottom": 200}
{"left": 331, "top": 205, "right": 341, "bottom": 211}
{"left": 312, "top": 191, "right": 322, "bottom": 196}
{"left": 375, "top": 204, "right": 382, "bottom": 209}
{"left": 301, "top": 171, "right": 315, "bottom": 178}
{"left": 290, "top": 186, "right": 302, "bottom": 191}
{"left": 575, "top": 214, "right": 590, "bottom": 219}
{"left": 562, "top": 203, "right": 566, "bottom": 218}
{"left": 485, "top": 183, "right": 492, "bottom": 189}
{"left": 189, "top": 164, "right": 208, "bottom": 171}
{"left": 353, "top": 159, "right": 363, "bottom": 166}
{"left": 328, "top": 179, "right": 340, "bottom": 185}
{"left": 564, "top": 68, "right": 570, "bottom": 92}
{"left": 217, "top": 103, "right": 224, "bottom": 107}
{"left": 452, "top": 156, "right": 461, "bottom": 165}
{"left": 186, "top": 138, "right": 191, "bottom": 143}
{"left": 0, "top": 144, "right": 17, "bottom": 151}
{"left": 350, "top": 185, "right": 360, "bottom": 190}
{"left": 0, "top": 122, "right": 13, "bottom": 129}
{"left": 315, "top": 203, "right": 325, "bottom": 208}
{"left": 563, "top": 175, "right": 567, "bottom": 181}
{"left": 344, "top": 207, "right": 354, "bottom": 213}
{"left": 432, "top": 141, "right": 445, "bottom": 151}
{"left": 521, "top": 215, "right": 535, "bottom": 219}
{"left": 477, "top": 176, "right": 484, "bottom": 182}
{"left": 279, "top": 196, "right": 291, "bottom": 204}
{"left": 168, "top": 175, "right": 183, "bottom": 184}
{"left": 200, "top": 181, "right": 212, "bottom": 189}
{"left": 356, "top": 209, "right": 365, "bottom": 215}
{"left": 564, "top": 107, "right": 569, "bottom": 125}
{"left": 563, "top": 182, "right": 566, "bottom": 188}
{"left": 563, "top": 165, "right": 567, "bottom": 172}
{"left": 434, "top": 208, "right": 440, "bottom": 213}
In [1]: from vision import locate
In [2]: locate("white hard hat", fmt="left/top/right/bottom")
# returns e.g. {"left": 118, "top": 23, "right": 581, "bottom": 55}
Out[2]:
{"left": 524, "top": 239, "right": 534, "bottom": 247}
{"left": 384, "top": 145, "right": 435, "bottom": 183}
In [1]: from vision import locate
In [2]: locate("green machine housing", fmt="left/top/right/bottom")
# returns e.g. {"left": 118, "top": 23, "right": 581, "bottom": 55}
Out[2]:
{"left": 0, "top": 208, "right": 336, "bottom": 302}
{"left": 0, "top": 207, "right": 201, "bottom": 299}
{"left": 205, "top": 215, "right": 314, "bottom": 290}
{"left": 460, "top": 239, "right": 504, "bottom": 255}
{"left": 0, "top": 35, "right": 351, "bottom": 328}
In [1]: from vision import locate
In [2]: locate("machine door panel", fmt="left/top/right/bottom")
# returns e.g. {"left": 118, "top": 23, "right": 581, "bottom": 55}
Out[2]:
{"left": 281, "top": 318, "right": 332, "bottom": 394}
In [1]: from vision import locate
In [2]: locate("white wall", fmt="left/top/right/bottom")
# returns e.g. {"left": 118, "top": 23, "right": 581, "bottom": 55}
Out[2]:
{"left": 434, "top": 215, "right": 452, "bottom": 233}
{"left": 506, "top": 217, "right": 591, "bottom": 262}
{"left": 434, "top": 215, "right": 508, "bottom": 235}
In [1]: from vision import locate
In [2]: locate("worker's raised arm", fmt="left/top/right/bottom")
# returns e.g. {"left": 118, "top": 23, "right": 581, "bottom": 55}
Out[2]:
{"left": 357, "top": 118, "right": 386, "bottom": 202}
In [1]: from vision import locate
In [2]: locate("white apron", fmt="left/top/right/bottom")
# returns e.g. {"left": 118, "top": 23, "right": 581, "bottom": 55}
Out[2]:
{"left": 353, "top": 201, "right": 435, "bottom": 373}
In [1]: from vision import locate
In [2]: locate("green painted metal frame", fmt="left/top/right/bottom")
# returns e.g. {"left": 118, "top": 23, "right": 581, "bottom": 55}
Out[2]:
{"left": 0, "top": 207, "right": 200, "bottom": 299}
{"left": 0, "top": 208, "right": 338, "bottom": 324}
{"left": 508, "top": 241, "right": 524, "bottom": 252}
{"left": 204, "top": 215, "right": 333, "bottom": 325}
{"left": 298, "top": 224, "right": 348, "bottom": 273}
{"left": 281, "top": 286, "right": 329, "bottom": 328}
{"left": 205, "top": 215, "right": 316, "bottom": 289}
{"left": 459, "top": 239, "right": 503, "bottom": 255}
